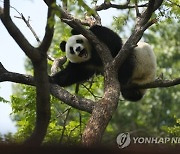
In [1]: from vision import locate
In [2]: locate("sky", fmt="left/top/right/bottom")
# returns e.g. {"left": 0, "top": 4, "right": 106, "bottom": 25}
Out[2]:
{"left": 0, "top": 0, "right": 119, "bottom": 135}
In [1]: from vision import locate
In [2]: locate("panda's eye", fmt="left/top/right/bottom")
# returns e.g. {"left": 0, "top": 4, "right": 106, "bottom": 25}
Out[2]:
{"left": 76, "top": 39, "right": 83, "bottom": 44}
{"left": 70, "top": 47, "right": 75, "bottom": 54}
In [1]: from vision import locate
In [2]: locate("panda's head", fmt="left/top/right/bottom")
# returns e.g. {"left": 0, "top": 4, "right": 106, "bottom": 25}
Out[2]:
{"left": 60, "top": 34, "right": 92, "bottom": 63}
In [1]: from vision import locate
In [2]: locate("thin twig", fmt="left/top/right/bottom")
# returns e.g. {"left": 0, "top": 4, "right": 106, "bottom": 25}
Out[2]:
{"left": 62, "top": 0, "right": 67, "bottom": 10}
{"left": 81, "top": 84, "right": 102, "bottom": 100}
{"left": 75, "top": 83, "right": 83, "bottom": 142}
{"left": 59, "top": 107, "right": 71, "bottom": 144}
{"left": 79, "top": 112, "right": 82, "bottom": 141}
{"left": 67, "top": 124, "right": 81, "bottom": 142}
{"left": 7, "top": 3, "right": 56, "bottom": 62}
{"left": 8, "top": 4, "right": 41, "bottom": 43}
{"left": 135, "top": 0, "right": 141, "bottom": 17}
{"left": 167, "top": 0, "right": 180, "bottom": 7}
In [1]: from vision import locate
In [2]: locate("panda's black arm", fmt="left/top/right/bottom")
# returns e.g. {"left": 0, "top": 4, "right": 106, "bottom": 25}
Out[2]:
{"left": 71, "top": 29, "right": 80, "bottom": 35}
{"left": 50, "top": 63, "right": 95, "bottom": 87}
{"left": 89, "top": 25, "right": 122, "bottom": 57}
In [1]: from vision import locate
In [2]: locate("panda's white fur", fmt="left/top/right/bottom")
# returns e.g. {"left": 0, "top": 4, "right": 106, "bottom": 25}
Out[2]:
{"left": 66, "top": 35, "right": 92, "bottom": 63}
{"left": 127, "top": 41, "right": 156, "bottom": 97}
{"left": 131, "top": 42, "right": 156, "bottom": 85}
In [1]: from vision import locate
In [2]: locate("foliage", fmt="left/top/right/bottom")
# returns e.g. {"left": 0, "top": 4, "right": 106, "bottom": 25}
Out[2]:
{"left": 10, "top": 83, "right": 92, "bottom": 144}
{"left": 162, "top": 116, "right": 180, "bottom": 136}
{"left": 11, "top": 85, "right": 36, "bottom": 142}
{"left": 0, "top": 96, "right": 8, "bottom": 103}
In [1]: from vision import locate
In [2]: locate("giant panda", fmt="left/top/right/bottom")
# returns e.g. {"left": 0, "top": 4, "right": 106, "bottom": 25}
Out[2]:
{"left": 51, "top": 25, "right": 156, "bottom": 102}
{"left": 51, "top": 25, "right": 122, "bottom": 86}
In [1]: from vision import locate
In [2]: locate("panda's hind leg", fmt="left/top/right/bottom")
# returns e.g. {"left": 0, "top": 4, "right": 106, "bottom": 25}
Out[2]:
{"left": 121, "top": 67, "right": 156, "bottom": 102}
{"left": 131, "top": 71, "right": 156, "bottom": 85}
{"left": 121, "top": 88, "right": 145, "bottom": 102}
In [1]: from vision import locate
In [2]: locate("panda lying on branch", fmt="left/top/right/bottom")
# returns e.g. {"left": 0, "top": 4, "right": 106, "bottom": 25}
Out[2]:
{"left": 51, "top": 25, "right": 156, "bottom": 102}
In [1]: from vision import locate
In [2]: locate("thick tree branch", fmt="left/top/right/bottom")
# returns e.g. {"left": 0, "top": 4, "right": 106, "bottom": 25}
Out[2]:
{"left": 50, "top": 85, "right": 94, "bottom": 113}
{"left": 4, "top": 0, "right": 10, "bottom": 16}
{"left": 1, "top": 62, "right": 180, "bottom": 98}
{"left": 24, "top": 61, "right": 51, "bottom": 145}
{"left": 0, "top": 62, "right": 94, "bottom": 113}
{"left": 144, "top": 0, "right": 156, "bottom": 24}
{"left": 0, "top": 72, "right": 34, "bottom": 86}
{"left": 38, "top": 2, "right": 55, "bottom": 52}
{"left": 126, "top": 78, "right": 180, "bottom": 90}
{"left": 95, "top": 2, "right": 148, "bottom": 11}
{"left": 153, "top": 0, "right": 165, "bottom": 11}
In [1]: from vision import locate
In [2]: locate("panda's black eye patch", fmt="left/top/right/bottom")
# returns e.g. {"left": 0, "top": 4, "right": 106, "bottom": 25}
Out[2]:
{"left": 70, "top": 47, "right": 75, "bottom": 54}
{"left": 76, "top": 39, "right": 83, "bottom": 44}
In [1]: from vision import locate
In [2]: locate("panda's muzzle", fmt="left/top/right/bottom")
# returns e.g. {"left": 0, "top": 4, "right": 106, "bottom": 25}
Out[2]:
{"left": 78, "top": 49, "right": 88, "bottom": 58}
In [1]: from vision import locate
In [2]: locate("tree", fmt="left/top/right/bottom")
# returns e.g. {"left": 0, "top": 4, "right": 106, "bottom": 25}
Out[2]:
{"left": 0, "top": 0, "right": 180, "bottom": 146}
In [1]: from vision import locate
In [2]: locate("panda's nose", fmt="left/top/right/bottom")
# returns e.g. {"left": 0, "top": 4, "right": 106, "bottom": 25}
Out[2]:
{"left": 76, "top": 46, "right": 81, "bottom": 52}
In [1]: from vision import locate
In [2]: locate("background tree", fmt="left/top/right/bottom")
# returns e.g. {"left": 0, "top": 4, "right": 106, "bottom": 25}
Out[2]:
{"left": 0, "top": 0, "right": 180, "bottom": 146}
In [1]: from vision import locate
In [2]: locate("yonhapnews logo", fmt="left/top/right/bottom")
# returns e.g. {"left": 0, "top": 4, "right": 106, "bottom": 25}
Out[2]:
{"left": 116, "top": 132, "right": 131, "bottom": 148}
{"left": 116, "top": 132, "right": 180, "bottom": 149}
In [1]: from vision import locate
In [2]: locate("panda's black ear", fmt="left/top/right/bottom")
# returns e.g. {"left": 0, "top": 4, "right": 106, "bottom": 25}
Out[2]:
{"left": 71, "top": 29, "right": 80, "bottom": 35}
{"left": 60, "top": 41, "right": 66, "bottom": 52}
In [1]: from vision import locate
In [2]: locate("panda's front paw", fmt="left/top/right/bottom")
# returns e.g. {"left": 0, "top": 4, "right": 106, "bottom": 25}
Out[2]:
{"left": 51, "top": 56, "right": 67, "bottom": 76}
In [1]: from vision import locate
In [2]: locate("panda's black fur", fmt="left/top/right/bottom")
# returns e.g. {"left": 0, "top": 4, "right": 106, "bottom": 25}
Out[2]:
{"left": 51, "top": 25, "right": 156, "bottom": 102}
